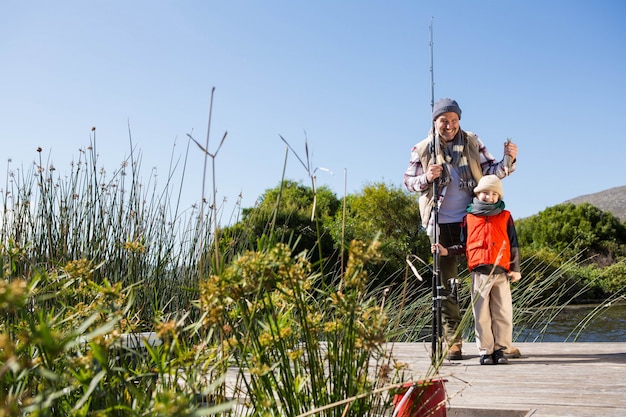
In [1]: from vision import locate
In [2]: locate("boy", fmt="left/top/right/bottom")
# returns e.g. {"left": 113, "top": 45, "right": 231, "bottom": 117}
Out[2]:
{"left": 433, "top": 175, "right": 521, "bottom": 365}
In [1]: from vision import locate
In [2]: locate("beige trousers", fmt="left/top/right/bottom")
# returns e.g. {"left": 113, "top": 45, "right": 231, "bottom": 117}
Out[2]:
{"left": 471, "top": 270, "right": 513, "bottom": 355}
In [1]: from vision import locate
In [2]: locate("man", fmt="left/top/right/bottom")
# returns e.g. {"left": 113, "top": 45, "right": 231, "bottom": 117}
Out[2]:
{"left": 403, "top": 98, "right": 520, "bottom": 360}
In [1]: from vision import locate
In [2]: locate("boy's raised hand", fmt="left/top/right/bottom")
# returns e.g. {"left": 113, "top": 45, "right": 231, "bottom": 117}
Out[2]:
{"left": 508, "top": 271, "right": 521, "bottom": 283}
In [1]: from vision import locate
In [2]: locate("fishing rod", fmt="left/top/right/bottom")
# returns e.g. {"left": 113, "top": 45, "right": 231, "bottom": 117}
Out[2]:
{"left": 429, "top": 17, "right": 443, "bottom": 366}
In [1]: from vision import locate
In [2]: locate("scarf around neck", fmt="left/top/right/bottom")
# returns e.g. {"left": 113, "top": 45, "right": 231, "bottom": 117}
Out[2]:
{"left": 467, "top": 197, "right": 505, "bottom": 216}
{"left": 432, "top": 129, "right": 477, "bottom": 191}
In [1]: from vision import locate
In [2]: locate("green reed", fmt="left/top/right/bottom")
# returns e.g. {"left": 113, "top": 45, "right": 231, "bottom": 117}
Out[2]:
{"left": 0, "top": 260, "right": 235, "bottom": 415}
{"left": 1, "top": 135, "right": 207, "bottom": 326}
{"left": 197, "top": 240, "right": 411, "bottom": 416}
{"left": 0, "top": 131, "right": 417, "bottom": 415}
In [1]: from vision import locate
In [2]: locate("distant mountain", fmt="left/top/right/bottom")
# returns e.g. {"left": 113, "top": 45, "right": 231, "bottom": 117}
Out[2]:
{"left": 564, "top": 185, "right": 626, "bottom": 222}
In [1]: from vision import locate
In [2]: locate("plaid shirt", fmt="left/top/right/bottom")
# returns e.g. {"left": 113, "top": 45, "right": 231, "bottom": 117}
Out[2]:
{"left": 403, "top": 130, "right": 516, "bottom": 232}
{"left": 403, "top": 130, "right": 512, "bottom": 194}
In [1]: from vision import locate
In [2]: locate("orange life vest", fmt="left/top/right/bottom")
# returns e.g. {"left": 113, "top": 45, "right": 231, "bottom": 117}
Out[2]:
{"left": 465, "top": 211, "right": 512, "bottom": 271}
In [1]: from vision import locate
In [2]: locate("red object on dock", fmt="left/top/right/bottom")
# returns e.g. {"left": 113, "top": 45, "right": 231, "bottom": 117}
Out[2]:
{"left": 392, "top": 379, "right": 447, "bottom": 417}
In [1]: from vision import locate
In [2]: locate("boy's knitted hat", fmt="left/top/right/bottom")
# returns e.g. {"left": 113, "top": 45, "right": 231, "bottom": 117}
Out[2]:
{"left": 474, "top": 175, "right": 503, "bottom": 198}
{"left": 432, "top": 98, "right": 462, "bottom": 121}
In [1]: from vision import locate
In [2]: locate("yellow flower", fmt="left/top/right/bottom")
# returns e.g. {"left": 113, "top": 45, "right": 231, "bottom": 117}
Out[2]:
{"left": 123, "top": 238, "right": 146, "bottom": 254}
{"left": 64, "top": 259, "right": 93, "bottom": 279}
{"left": 156, "top": 320, "right": 178, "bottom": 339}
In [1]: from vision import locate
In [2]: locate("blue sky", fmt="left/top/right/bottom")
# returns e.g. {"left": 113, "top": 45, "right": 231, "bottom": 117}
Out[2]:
{"left": 1, "top": 1, "right": 625, "bottom": 224}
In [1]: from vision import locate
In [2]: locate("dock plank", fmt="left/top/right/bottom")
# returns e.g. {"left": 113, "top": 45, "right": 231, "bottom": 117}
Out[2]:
{"left": 392, "top": 342, "right": 626, "bottom": 417}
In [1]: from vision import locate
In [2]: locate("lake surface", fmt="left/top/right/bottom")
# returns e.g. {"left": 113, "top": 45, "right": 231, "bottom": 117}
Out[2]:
{"left": 516, "top": 303, "right": 626, "bottom": 342}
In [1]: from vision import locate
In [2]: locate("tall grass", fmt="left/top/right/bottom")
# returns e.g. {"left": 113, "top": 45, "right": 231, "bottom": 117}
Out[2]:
{"left": 1, "top": 133, "right": 207, "bottom": 326}
{"left": 0, "top": 132, "right": 424, "bottom": 415}
{"left": 198, "top": 240, "right": 413, "bottom": 416}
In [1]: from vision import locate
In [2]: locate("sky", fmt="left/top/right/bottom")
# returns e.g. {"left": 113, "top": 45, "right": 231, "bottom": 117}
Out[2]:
{"left": 1, "top": 0, "right": 625, "bottom": 225}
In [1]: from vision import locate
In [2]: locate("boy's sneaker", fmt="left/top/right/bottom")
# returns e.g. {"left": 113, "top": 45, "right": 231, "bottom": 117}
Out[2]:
{"left": 479, "top": 354, "right": 494, "bottom": 365}
{"left": 493, "top": 349, "right": 509, "bottom": 364}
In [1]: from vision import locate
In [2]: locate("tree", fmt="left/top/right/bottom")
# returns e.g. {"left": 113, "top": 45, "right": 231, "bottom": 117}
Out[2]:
{"left": 325, "top": 182, "right": 430, "bottom": 283}
{"left": 516, "top": 203, "right": 626, "bottom": 264}
{"left": 221, "top": 180, "right": 341, "bottom": 266}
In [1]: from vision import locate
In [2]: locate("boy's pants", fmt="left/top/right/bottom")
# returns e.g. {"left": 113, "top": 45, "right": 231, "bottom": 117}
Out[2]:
{"left": 471, "top": 270, "right": 513, "bottom": 355}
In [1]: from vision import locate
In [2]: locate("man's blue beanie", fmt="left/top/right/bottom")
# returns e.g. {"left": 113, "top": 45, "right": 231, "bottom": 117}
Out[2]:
{"left": 432, "top": 98, "right": 462, "bottom": 121}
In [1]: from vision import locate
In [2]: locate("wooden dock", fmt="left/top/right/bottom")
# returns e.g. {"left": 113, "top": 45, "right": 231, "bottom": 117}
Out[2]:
{"left": 391, "top": 342, "right": 626, "bottom": 417}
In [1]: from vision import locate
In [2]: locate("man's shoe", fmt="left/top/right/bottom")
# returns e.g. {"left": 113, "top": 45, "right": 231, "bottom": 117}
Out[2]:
{"left": 493, "top": 349, "right": 509, "bottom": 364}
{"left": 446, "top": 343, "right": 463, "bottom": 360}
{"left": 503, "top": 346, "right": 521, "bottom": 359}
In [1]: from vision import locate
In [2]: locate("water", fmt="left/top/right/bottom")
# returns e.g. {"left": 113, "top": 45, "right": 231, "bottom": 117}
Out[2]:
{"left": 517, "top": 303, "right": 626, "bottom": 342}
